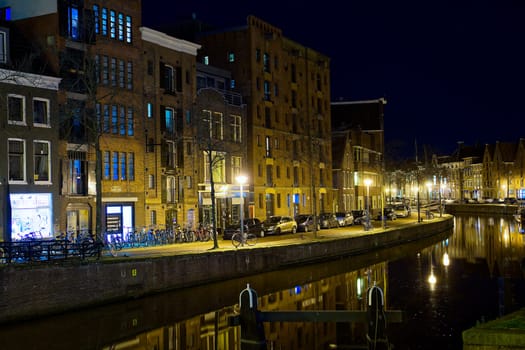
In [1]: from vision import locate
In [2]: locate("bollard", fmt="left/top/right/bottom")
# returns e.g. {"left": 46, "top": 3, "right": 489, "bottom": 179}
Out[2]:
{"left": 239, "top": 283, "right": 266, "bottom": 349}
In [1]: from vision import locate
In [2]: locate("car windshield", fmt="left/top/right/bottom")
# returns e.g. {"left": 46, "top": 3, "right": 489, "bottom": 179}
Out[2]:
{"left": 265, "top": 216, "right": 281, "bottom": 224}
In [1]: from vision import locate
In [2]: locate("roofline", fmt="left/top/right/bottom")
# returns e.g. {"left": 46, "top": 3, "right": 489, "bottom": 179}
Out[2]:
{"left": 140, "top": 27, "right": 201, "bottom": 55}
{"left": 331, "top": 98, "right": 387, "bottom": 105}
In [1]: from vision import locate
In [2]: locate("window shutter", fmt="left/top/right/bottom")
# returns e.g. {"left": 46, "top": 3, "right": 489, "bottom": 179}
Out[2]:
{"left": 160, "top": 105, "right": 166, "bottom": 132}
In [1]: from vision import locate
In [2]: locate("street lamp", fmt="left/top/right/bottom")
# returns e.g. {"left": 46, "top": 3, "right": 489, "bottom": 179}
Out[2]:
{"left": 364, "top": 178, "right": 372, "bottom": 229}
{"left": 236, "top": 175, "right": 247, "bottom": 240}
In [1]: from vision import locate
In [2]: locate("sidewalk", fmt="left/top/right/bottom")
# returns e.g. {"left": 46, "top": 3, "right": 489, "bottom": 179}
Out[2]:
{"left": 116, "top": 215, "right": 438, "bottom": 259}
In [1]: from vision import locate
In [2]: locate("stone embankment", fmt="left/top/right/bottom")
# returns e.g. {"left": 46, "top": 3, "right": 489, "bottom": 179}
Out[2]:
{"left": 0, "top": 216, "right": 454, "bottom": 324}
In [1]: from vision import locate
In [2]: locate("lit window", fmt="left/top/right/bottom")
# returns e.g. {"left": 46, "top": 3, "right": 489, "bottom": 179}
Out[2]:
{"left": 119, "top": 106, "right": 126, "bottom": 136}
{"left": 68, "top": 5, "right": 79, "bottom": 39}
{"left": 33, "top": 98, "right": 50, "bottom": 126}
{"left": 165, "top": 107, "right": 174, "bottom": 134}
{"left": 127, "top": 61, "right": 133, "bottom": 90}
{"left": 119, "top": 59, "right": 125, "bottom": 88}
{"left": 127, "top": 107, "right": 134, "bottom": 136}
{"left": 111, "top": 105, "right": 118, "bottom": 134}
{"left": 109, "top": 10, "right": 116, "bottom": 39}
{"left": 93, "top": 5, "right": 99, "bottom": 34}
{"left": 148, "top": 174, "right": 154, "bottom": 189}
{"left": 120, "top": 152, "right": 126, "bottom": 180}
{"left": 101, "top": 8, "right": 108, "bottom": 36}
{"left": 203, "top": 56, "right": 209, "bottom": 65}
{"left": 147, "top": 103, "right": 153, "bottom": 118}
{"left": 127, "top": 153, "right": 134, "bottom": 180}
{"left": 125, "top": 15, "right": 132, "bottom": 43}
{"left": 34, "top": 140, "right": 50, "bottom": 182}
{"left": 230, "top": 79, "right": 235, "bottom": 89}
{"left": 112, "top": 151, "right": 119, "bottom": 180}
{"left": 103, "top": 151, "right": 110, "bottom": 180}
{"left": 228, "top": 52, "right": 235, "bottom": 62}
{"left": 118, "top": 13, "right": 124, "bottom": 41}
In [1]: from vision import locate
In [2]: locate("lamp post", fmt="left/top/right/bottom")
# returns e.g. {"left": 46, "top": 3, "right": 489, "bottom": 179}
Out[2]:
{"left": 364, "top": 178, "right": 372, "bottom": 229}
{"left": 236, "top": 175, "right": 247, "bottom": 240}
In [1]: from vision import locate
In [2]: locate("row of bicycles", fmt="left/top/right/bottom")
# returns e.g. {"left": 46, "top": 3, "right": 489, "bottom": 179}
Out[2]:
{"left": 0, "top": 224, "right": 218, "bottom": 264}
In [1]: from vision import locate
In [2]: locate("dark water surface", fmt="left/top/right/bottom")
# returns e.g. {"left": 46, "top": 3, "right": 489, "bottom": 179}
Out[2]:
{"left": 1, "top": 214, "right": 524, "bottom": 349}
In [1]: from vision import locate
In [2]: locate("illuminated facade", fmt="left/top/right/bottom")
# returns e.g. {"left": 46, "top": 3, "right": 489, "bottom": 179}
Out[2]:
{"left": 196, "top": 16, "right": 333, "bottom": 220}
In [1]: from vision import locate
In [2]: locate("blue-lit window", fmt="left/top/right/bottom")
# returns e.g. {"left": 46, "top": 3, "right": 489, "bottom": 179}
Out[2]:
{"left": 147, "top": 103, "right": 153, "bottom": 118}
{"left": 118, "top": 13, "right": 124, "bottom": 41}
{"left": 103, "top": 104, "right": 109, "bottom": 132}
{"left": 264, "top": 81, "right": 271, "bottom": 101}
{"left": 101, "top": 8, "right": 107, "bottom": 36}
{"left": 203, "top": 56, "right": 209, "bottom": 65}
{"left": 165, "top": 107, "right": 174, "bottom": 134}
{"left": 119, "top": 106, "right": 125, "bottom": 136}
{"left": 127, "top": 153, "right": 134, "bottom": 180}
{"left": 120, "top": 152, "right": 126, "bottom": 180}
{"left": 127, "top": 61, "right": 133, "bottom": 90}
{"left": 68, "top": 5, "right": 79, "bottom": 39}
{"left": 228, "top": 52, "right": 235, "bottom": 62}
{"left": 93, "top": 5, "right": 99, "bottom": 34}
{"left": 111, "top": 105, "right": 118, "bottom": 134}
{"left": 103, "top": 151, "right": 110, "bottom": 180}
{"left": 230, "top": 79, "right": 235, "bottom": 89}
{"left": 126, "top": 15, "right": 132, "bottom": 43}
{"left": 112, "top": 152, "right": 119, "bottom": 180}
{"left": 109, "top": 10, "right": 116, "bottom": 39}
{"left": 127, "top": 107, "right": 134, "bottom": 136}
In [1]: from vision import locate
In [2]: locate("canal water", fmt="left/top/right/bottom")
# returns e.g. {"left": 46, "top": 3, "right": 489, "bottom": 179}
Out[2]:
{"left": 1, "top": 214, "right": 524, "bottom": 350}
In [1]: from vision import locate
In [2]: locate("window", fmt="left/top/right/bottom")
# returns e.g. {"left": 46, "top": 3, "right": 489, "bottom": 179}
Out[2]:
{"left": 103, "top": 151, "right": 110, "bottom": 180}
{"left": 110, "top": 57, "right": 116, "bottom": 86}
{"left": 112, "top": 152, "right": 119, "bottom": 180}
{"left": 93, "top": 5, "right": 99, "bottom": 34}
{"left": 119, "top": 59, "right": 125, "bottom": 88}
{"left": 165, "top": 107, "right": 174, "bottom": 134}
{"left": 163, "top": 64, "right": 174, "bottom": 93}
{"left": 33, "top": 98, "right": 49, "bottom": 126}
{"left": 125, "top": 15, "right": 132, "bottom": 43}
{"left": 148, "top": 174, "right": 154, "bottom": 189}
{"left": 119, "top": 106, "right": 126, "bottom": 136}
{"left": 8, "top": 94, "right": 24, "bottom": 124}
{"left": 102, "top": 55, "right": 109, "bottom": 85}
{"left": 94, "top": 55, "right": 100, "bottom": 83}
{"left": 232, "top": 156, "right": 241, "bottom": 178}
{"left": 68, "top": 150, "right": 87, "bottom": 195}
{"left": 263, "top": 53, "right": 270, "bottom": 72}
{"left": 8, "top": 139, "right": 25, "bottom": 182}
{"left": 111, "top": 105, "right": 118, "bottom": 134}
{"left": 109, "top": 10, "right": 116, "bottom": 39}
{"left": 67, "top": 4, "right": 79, "bottom": 39}
{"left": 147, "top": 103, "right": 153, "bottom": 118}
{"left": 120, "top": 152, "right": 126, "bottom": 180}
{"left": 34, "top": 141, "right": 50, "bottom": 182}
{"left": 127, "top": 107, "right": 134, "bottom": 136}
{"left": 0, "top": 30, "right": 7, "bottom": 63}
{"left": 118, "top": 13, "right": 124, "bottom": 41}
{"left": 231, "top": 115, "right": 241, "bottom": 142}
{"left": 203, "top": 56, "right": 209, "bottom": 65}
{"left": 203, "top": 110, "right": 223, "bottom": 140}
{"left": 203, "top": 151, "right": 225, "bottom": 183}
{"left": 166, "top": 141, "right": 176, "bottom": 168}
{"left": 264, "top": 81, "right": 271, "bottom": 101}
{"left": 255, "top": 48, "right": 261, "bottom": 62}
{"left": 101, "top": 8, "right": 108, "bottom": 36}
{"left": 167, "top": 176, "right": 176, "bottom": 203}
{"left": 265, "top": 136, "right": 271, "bottom": 157}
{"left": 127, "top": 61, "right": 133, "bottom": 90}
{"left": 127, "top": 153, "right": 134, "bottom": 180}
{"left": 228, "top": 52, "right": 235, "bottom": 62}
{"left": 103, "top": 104, "right": 110, "bottom": 132}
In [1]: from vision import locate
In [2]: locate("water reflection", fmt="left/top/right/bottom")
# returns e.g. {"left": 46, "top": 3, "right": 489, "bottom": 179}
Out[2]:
{"left": 1, "top": 214, "right": 524, "bottom": 349}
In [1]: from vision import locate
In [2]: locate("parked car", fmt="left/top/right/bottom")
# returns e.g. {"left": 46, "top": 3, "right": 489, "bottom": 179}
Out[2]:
{"left": 375, "top": 207, "right": 397, "bottom": 221}
{"left": 319, "top": 213, "right": 339, "bottom": 229}
{"left": 223, "top": 218, "right": 264, "bottom": 239}
{"left": 393, "top": 204, "right": 410, "bottom": 218}
{"left": 262, "top": 216, "right": 297, "bottom": 235}
{"left": 352, "top": 210, "right": 368, "bottom": 225}
{"left": 295, "top": 214, "right": 320, "bottom": 232}
{"left": 335, "top": 212, "right": 354, "bottom": 226}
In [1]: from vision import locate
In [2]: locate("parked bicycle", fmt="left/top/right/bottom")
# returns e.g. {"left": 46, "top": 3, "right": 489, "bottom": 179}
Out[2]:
{"left": 231, "top": 231, "right": 257, "bottom": 248}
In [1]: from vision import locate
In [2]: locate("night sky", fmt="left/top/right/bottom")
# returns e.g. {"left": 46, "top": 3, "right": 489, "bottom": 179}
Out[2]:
{"left": 143, "top": 1, "right": 525, "bottom": 159}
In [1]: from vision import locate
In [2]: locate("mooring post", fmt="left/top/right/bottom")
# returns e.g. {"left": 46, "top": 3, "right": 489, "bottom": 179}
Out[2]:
{"left": 367, "top": 284, "right": 389, "bottom": 349}
{"left": 239, "top": 283, "right": 266, "bottom": 349}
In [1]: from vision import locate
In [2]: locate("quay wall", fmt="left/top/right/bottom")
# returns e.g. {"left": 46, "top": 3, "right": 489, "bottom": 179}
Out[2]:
{"left": 445, "top": 203, "right": 517, "bottom": 215}
{"left": 0, "top": 217, "right": 454, "bottom": 324}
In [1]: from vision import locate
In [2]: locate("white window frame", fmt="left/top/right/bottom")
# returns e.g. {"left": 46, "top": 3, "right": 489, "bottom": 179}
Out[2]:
{"left": 231, "top": 114, "right": 241, "bottom": 142}
{"left": 232, "top": 156, "right": 242, "bottom": 179}
{"left": 7, "top": 94, "right": 25, "bottom": 125}
{"left": 33, "top": 140, "right": 51, "bottom": 184}
{"left": 8, "top": 138, "right": 26, "bottom": 184}
{"left": 33, "top": 97, "right": 50, "bottom": 127}
{"left": 0, "top": 30, "right": 7, "bottom": 63}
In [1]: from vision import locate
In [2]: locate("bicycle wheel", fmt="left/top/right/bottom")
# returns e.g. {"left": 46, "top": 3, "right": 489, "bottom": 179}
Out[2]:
{"left": 246, "top": 234, "right": 257, "bottom": 246}
{"left": 231, "top": 233, "right": 243, "bottom": 248}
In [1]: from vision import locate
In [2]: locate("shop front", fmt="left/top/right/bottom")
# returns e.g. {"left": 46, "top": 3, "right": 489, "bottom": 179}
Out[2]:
{"left": 9, "top": 193, "right": 53, "bottom": 240}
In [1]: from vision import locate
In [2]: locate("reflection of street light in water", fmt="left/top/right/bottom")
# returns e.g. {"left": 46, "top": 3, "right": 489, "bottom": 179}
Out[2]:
{"left": 428, "top": 250, "right": 437, "bottom": 289}
{"left": 442, "top": 252, "right": 450, "bottom": 267}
